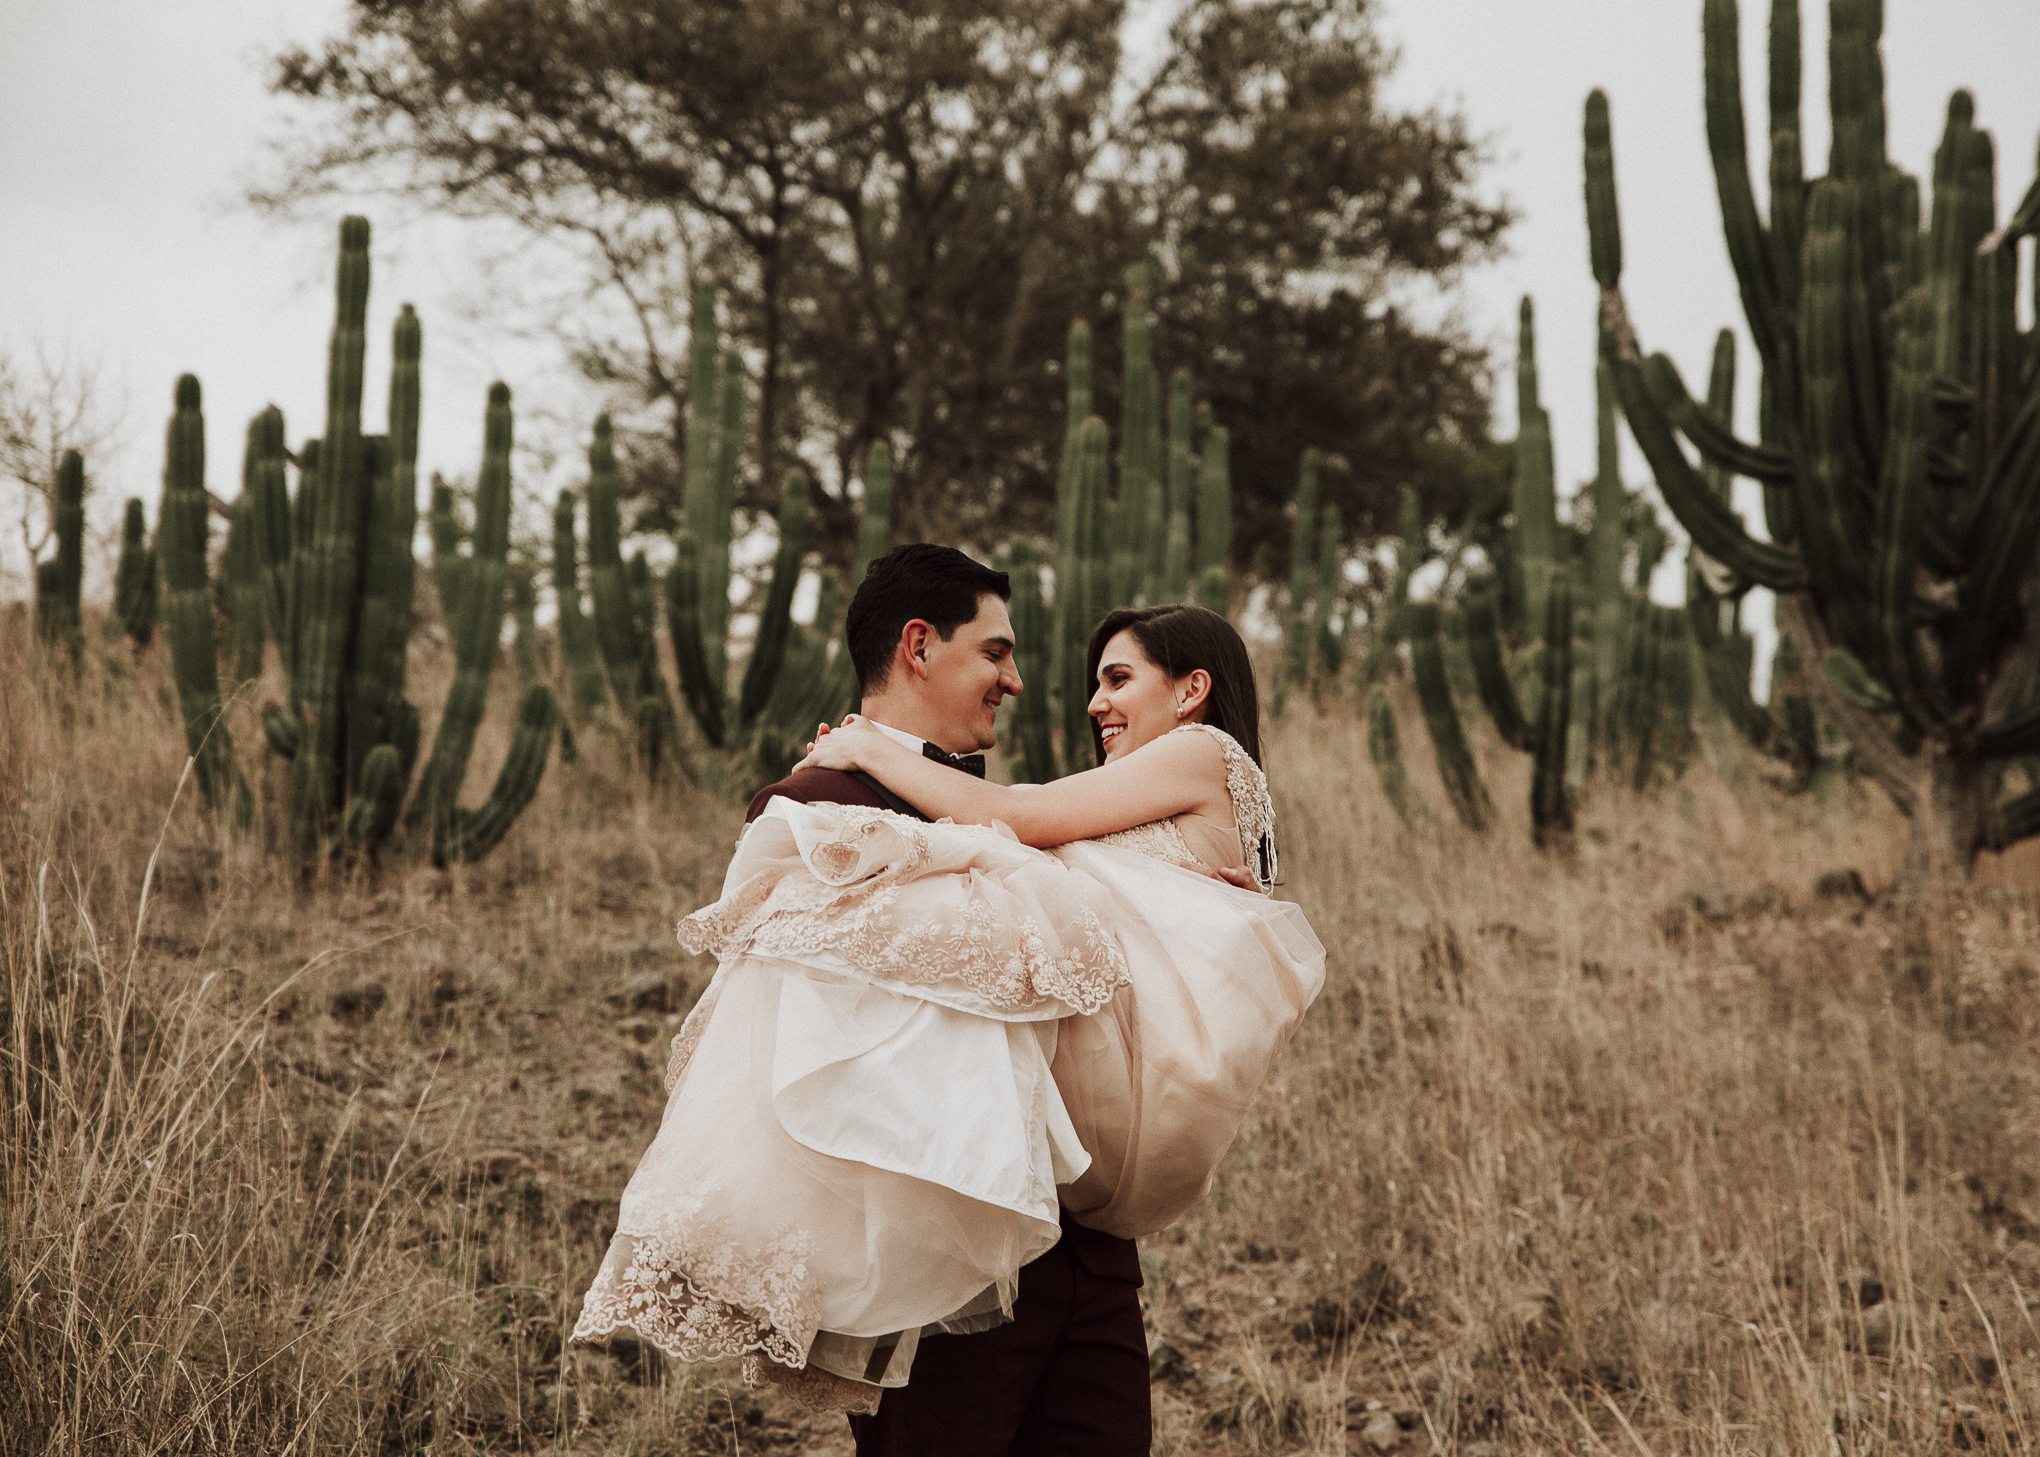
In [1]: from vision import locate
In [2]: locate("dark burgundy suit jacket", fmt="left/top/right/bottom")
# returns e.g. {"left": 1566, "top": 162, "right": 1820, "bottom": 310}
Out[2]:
{"left": 744, "top": 767, "right": 1142, "bottom": 1284}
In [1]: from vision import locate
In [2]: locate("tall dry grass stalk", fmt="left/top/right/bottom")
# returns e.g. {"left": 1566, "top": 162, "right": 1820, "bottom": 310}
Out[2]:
{"left": 4, "top": 612, "right": 2037, "bottom": 1454}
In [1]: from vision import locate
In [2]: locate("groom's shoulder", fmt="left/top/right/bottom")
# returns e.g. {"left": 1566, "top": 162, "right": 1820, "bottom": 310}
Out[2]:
{"left": 745, "top": 767, "right": 890, "bottom": 823}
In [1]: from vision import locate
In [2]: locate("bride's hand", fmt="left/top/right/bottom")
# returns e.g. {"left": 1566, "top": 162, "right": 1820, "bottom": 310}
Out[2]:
{"left": 796, "top": 715, "right": 890, "bottom": 774}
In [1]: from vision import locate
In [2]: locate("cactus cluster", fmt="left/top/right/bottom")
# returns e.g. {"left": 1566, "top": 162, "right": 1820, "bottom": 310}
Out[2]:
{"left": 153, "top": 217, "right": 557, "bottom": 864}
{"left": 1039, "top": 267, "right": 1231, "bottom": 778}
{"left": 1586, "top": 0, "right": 2040, "bottom": 876}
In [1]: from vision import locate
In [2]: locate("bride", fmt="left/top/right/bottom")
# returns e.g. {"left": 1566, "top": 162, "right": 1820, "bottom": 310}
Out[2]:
{"left": 571, "top": 593, "right": 1325, "bottom": 1413}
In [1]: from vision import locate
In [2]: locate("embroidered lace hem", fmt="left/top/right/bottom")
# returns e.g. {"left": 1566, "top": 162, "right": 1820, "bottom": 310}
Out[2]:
{"left": 745, "top": 1353, "right": 883, "bottom": 1415}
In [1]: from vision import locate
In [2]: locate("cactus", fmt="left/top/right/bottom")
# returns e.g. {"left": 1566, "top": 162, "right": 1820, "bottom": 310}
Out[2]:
{"left": 1585, "top": 360, "right": 1628, "bottom": 751}
{"left": 1530, "top": 572, "right": 1575, "bottom": 843}
{"left": 1061, "top": 411, "right": 1111, "bottom": 777}
{"left": 1006, "top": 542, "right": 1056, "bottom": 783}
{"left": 245, "top": 409, "right": 292, "bottom": 676}
{"left": 157, "top": 378, "right": 252, "bottom": 827}
{"left": 509, "top": 560, "right": 543, "bottom": 681}
{"left": 1357, "top": 489, "right": 1423, "bottom": 685}
{"left": 1160, "top": 369, "right": 1194, "bottom": 603}
{"left": 1116, "top": 264, "right": 1161, "bottom": 606}
{"left": 1514, "top": 299, "right": 1558, "bottom": 636}
{"left": 112, "top": 498, "right": 156, "bottom": 650}
{"left": 1274, "top": 450, "right": 1322, "bottom": 716}
{"left": 584, "top": 413, "right": 680, "bottom": 763}
{"left": 405, "top": 383, "right": 560, "bottom": 860}
{"left": 1463, "top": 581, "right": 1533, "bottom": 752}
{"left": 737, "top": 470, "right": 811, "bottom": 729}
{"left": 1054, "top": 319, "right": 1096, "bottom": 760}
{"left": 1407, "top": 602, "right": 1491, "bottom": 831}
{"left": 223, "top": 493, "right": 267, "bottom": 687}
{"left": 428, "top": 474, "right": 467, "bottom": 616}
{"left": 1366, "top": 685, "right": 1429, "bottom": 830}
{"left": 1193, "top": 408, "right": 1231, "bottom": 616}
{"left": 552, "top": 490, "right": 611, "bottom": 717}
{"left": 1582, "top": 0, "right": 2040, "bottom": 877}
{"left": 33, "top": 449, "right": 85, "bottom": 659}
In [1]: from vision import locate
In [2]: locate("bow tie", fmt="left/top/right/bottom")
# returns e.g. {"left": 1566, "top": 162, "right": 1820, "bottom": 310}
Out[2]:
{"left": 922, "top": 741, "right": 987, "bottom": 778}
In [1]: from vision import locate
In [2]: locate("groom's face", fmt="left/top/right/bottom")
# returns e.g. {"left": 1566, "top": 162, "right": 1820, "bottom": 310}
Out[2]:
{"left": 917, "top": 594, "right": 1022, "bottom": 753}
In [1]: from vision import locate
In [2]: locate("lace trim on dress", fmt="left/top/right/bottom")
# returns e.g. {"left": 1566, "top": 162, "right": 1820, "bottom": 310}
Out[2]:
{"left": 745, "top": 1353, "right": 884, "bottom": 1415}
{"left": 662, "top": 979, "right": 724, "bottom": 1092}
{"left": 570, "top": 1202, "right": 820, "bottom": 1374}
{"left": 1089, "top": 724, "right": 1279, "bottom": 893}
{"left": 678, "top": 807, "right": 1128, "bottom": 1015}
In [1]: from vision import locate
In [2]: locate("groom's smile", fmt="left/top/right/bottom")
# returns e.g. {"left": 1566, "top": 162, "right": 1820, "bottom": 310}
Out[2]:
{"left": 919, "top": 594, "right": 1022, "bottom": 754}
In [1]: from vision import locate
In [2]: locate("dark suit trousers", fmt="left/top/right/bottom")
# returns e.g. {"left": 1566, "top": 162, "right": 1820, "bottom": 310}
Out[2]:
{"left": 847, "top": 1218, "right": 1151, "bottom": 1457}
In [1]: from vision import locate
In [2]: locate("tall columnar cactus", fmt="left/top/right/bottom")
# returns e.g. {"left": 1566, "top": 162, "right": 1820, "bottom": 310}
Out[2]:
{"left": 551, "top": 490, "right": 611, "bottom": 717}
{"left": 1583, "top": 0, "right": 2040, "bottom": 880}
{"left": 855, "top": 442, "right": 895, "bottom": 584}
{"left": 1160, "top": 369, "right": 1194, "bottom": 603}
{"left": 1275, "top": 449, "right": 1322, "bottom": 715}
{"left": 34, "top": 449, "right": 85, "bottom": 659}
{"left": 585, "top": 413, "right": 679, "bottom": 762}
{"left": 1006, "top": 542, "right": 1057, "bottom": 784}
{"left": 1529, "top": 572, "right": 1576, "bottom": 843}
{"left": 1193, "top": 408, "right": 1231, "bottom": 615}
{"left": 1064, "top": 416, "right": 1113, "bottom": 775}
{"left": 245, "top": 409, "right": 292, "bottom": 678}
{"left": 428, "top": 474, "right": 467, "bottom": 616}
{"left": 1586, "top": 361, "right": 1629, "bottom": 750}
{"left": 1407, "top": 601, "right": 1491, "bottom": 832}
{"left": 405, "top": 383, "right": 560, "bottom": 861}
{"left": 683, "top": 287, "right": 742, "bottom": 701}
{"left": 1054, "top": 321, "right": 1097, "bottom": 776}
{"left": 157, "top": 378, "right": 252, "bottom": 827}
{"left": 113, "top": 497, "right": 156, "bottom": 650}
{"left": 1357, "top": 489, "right": 1423, "bottom": 684}
{"left": 1366, "top": 685, "right": 1429, "bottom": 830}
{"left": 1116, "top": 264, "right": 1162, "bottom": 607}
{"left": 1514, "top": 298, "right": 1558, "bottom": 636}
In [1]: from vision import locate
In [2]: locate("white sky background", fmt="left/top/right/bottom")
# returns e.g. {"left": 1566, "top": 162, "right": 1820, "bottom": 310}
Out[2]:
{"left": 5, "top": 0, "right": 2040, "bottom": 681}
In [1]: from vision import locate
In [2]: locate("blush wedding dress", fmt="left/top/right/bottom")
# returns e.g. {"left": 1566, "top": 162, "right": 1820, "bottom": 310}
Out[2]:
{"left": 570, "top": 724, "right": 1325, "bottom": 1412}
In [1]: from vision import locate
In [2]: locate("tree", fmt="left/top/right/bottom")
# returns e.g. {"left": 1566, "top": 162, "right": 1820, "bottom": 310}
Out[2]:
{"left": 2, "top": 344, "right": 127, "bottom": 590}
{"left": 263, "top": 0, "right": 1509, "bottom": 573}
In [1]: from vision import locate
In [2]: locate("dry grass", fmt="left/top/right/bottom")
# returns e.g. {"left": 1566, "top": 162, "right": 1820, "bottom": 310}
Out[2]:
{"left": 5, "top": 613, "right": 2039, "bottom": 1455}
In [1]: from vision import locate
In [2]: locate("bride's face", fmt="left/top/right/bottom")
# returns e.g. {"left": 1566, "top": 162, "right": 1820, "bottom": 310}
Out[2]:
{"left": 1089, "top": 629, "right": 1200, "bottom": 763}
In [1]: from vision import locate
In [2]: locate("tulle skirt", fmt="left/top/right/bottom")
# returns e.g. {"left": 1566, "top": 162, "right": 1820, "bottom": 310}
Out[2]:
{"left": 570, "top": 801, "right": 1324, "bottom": 1411}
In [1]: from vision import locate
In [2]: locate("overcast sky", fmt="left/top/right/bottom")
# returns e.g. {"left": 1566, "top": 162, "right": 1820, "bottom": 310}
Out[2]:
{"left": 5, "top": 0, "right": 2039, "bottom": 668}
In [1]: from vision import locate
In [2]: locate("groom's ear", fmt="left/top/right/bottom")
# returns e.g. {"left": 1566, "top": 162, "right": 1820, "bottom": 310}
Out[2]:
{"left": 898, "top": 619, "right": 936, "bottom": 682}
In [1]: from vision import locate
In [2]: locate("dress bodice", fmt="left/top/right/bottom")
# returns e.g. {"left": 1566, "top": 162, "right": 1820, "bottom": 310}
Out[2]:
{"left": 1088, "top": 724, "right": 1277, "bottom": 893}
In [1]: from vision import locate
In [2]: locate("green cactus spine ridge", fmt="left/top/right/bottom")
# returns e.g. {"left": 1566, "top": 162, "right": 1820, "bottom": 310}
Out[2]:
{"left": 626, "top": 551, "right": 680, "bottom": 778}
{"left": 1408, "top": 601, "right": 1492, "bottom": 832}
{"left": 739, "top": 471, "right": 812, "bottom": 730}
{"left": 1463, "top": 581, "right": 1533, "bottom": 752}
{"left": 854, "top": 443, "right": 895, "bottom": 585}
{"left": 1366, "top": 686, "right": 1429, "bottom": 830}
{"left": 584, "top": 415, "right": 644, "bottom": 717}
{"left": 438, "top": 683, "right": 559, "bottom": 865}
{"left": 1275, "top": 450, "right": 1322, "bottom": 716}
{"left": 246, "top": 409, "right": 293, "bottom": 681}
{"left": 666, "top": 529, "right": 726, "bottom": 748}
{"left": 34, "top": 448, "right": 86, "bottom": 659}
{"left": 1586, "top": 360, "right": 1628, "bottom": 749}
{"left": 113, "top": 497, "right": 156, "bottom": 650}
{"left": 224, "top": 492, "right": 267, "bottom": 687}
{"left": 158, "top": 376, "right": 252, "bottom": 827}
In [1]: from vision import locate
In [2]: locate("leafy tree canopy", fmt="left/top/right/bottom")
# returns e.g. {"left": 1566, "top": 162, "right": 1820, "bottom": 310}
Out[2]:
{"left": 266, "top": 0, "right": 1511, "bottom": 576}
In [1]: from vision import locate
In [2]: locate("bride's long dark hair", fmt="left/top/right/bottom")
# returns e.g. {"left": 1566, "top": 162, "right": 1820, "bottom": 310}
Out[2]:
{"left": 1084, "top": 604, "right": 1262, "bottom": 768}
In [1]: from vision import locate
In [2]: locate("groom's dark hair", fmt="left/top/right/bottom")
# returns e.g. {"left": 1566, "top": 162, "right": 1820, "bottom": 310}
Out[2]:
{"left": 847, "top": 543, "right": 1011, "bottom": 694}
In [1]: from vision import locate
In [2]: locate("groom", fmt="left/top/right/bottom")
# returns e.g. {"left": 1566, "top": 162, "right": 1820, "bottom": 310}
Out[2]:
{"left": 746, "top": 543, "right": 1153, "bottom": 1456}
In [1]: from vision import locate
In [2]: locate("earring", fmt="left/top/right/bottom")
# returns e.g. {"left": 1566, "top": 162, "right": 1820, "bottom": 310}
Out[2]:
{"left": 1175, "top": 705, "right": 1185, "bottom": 717}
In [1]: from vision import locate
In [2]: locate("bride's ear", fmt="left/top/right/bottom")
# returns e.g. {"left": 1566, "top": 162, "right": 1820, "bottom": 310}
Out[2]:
{"left": 1177, "top": 668, "right": 1212, "bottom": 720}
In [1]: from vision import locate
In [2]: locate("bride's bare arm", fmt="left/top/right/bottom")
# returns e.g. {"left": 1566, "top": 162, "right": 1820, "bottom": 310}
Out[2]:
{"left": 794, "top": 720, "right": 1229, "bottom": 847}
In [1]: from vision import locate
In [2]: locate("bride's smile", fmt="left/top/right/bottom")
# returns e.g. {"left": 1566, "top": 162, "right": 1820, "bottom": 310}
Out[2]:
{"left": 1088, "top": 628, "right": 1210, "bottom": 764}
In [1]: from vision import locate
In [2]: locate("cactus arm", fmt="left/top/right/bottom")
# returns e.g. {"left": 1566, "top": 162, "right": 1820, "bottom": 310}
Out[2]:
{"left": 738, "top": 471, "right": 812, "bottom": 729}
{"left": 1365, "top": 686, "right": 1428, "bottom": 829}
{"left": 428, "top": 475, "right": 467, "bottom": 616}
{"left": 1463, "top": 582, "right": 1533, "bottom": 752}
{"left": 113, "top": 497, "right": 157, "bottom": 649}
{"left": 1530, "top": 571, "right": 1574, "bottom": 843}
{"left": 340, "top": 743, "right": 406, "bottom": 853}
{"left": 1407, "top": 602, "right": 1492, "bottom": 832}
{"left": 225, "top": 492, "right": 267, "bottom": 686}
{"left": 246, "top": 409, "right": 293, "bottom": 675}
{"left": 384, "top": 307, "right": 421, "bottom": 705}
{"left": 293, "top": 215, "right": 373, "bottom": 843}
{"left": 1585, "top": 91, "right": 1624, "bottom": 291}
{"left": 1703, "top": 0, "right": 1785, "bottom": 366}
{"left": 550, "top": 490, "right": 610, "bottom": 716}
{"left": 437, "top": 684, "right": 558, "bottom": 864}
{"left": 346, "top": 436, "right": 402, "bottom": 791}
{"left": 1586, "top": 360, "right": 1627, "bottom": 748}
{"left": 157, "top": 377, "right": 251, "bottom": 826}
{"left": 665, "top": 529, "right": 727, "bottom": 747}
{"left": 1644, "top": 354, "right": 1793, "bottom": 486}
{"left": 1776, "top": 595, "right": 1917, "bottom": 815}
{"left": 1193, "top": 422, "right": 1231, "bottom": 615}
{"left": 408, "top": 382, "right": 515, "bottom": 848}
{"left": 583, "top": 415, "right": 642, "bottom": 712}
{"left": 1600, "top": 311, "right": 1803, "bottom": 590}
{"left": 1948, "top": 385, "right": 2040, "bottom": 695}
{"left": 1513, "top": 297, "right": 1558, "bottom": 633}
